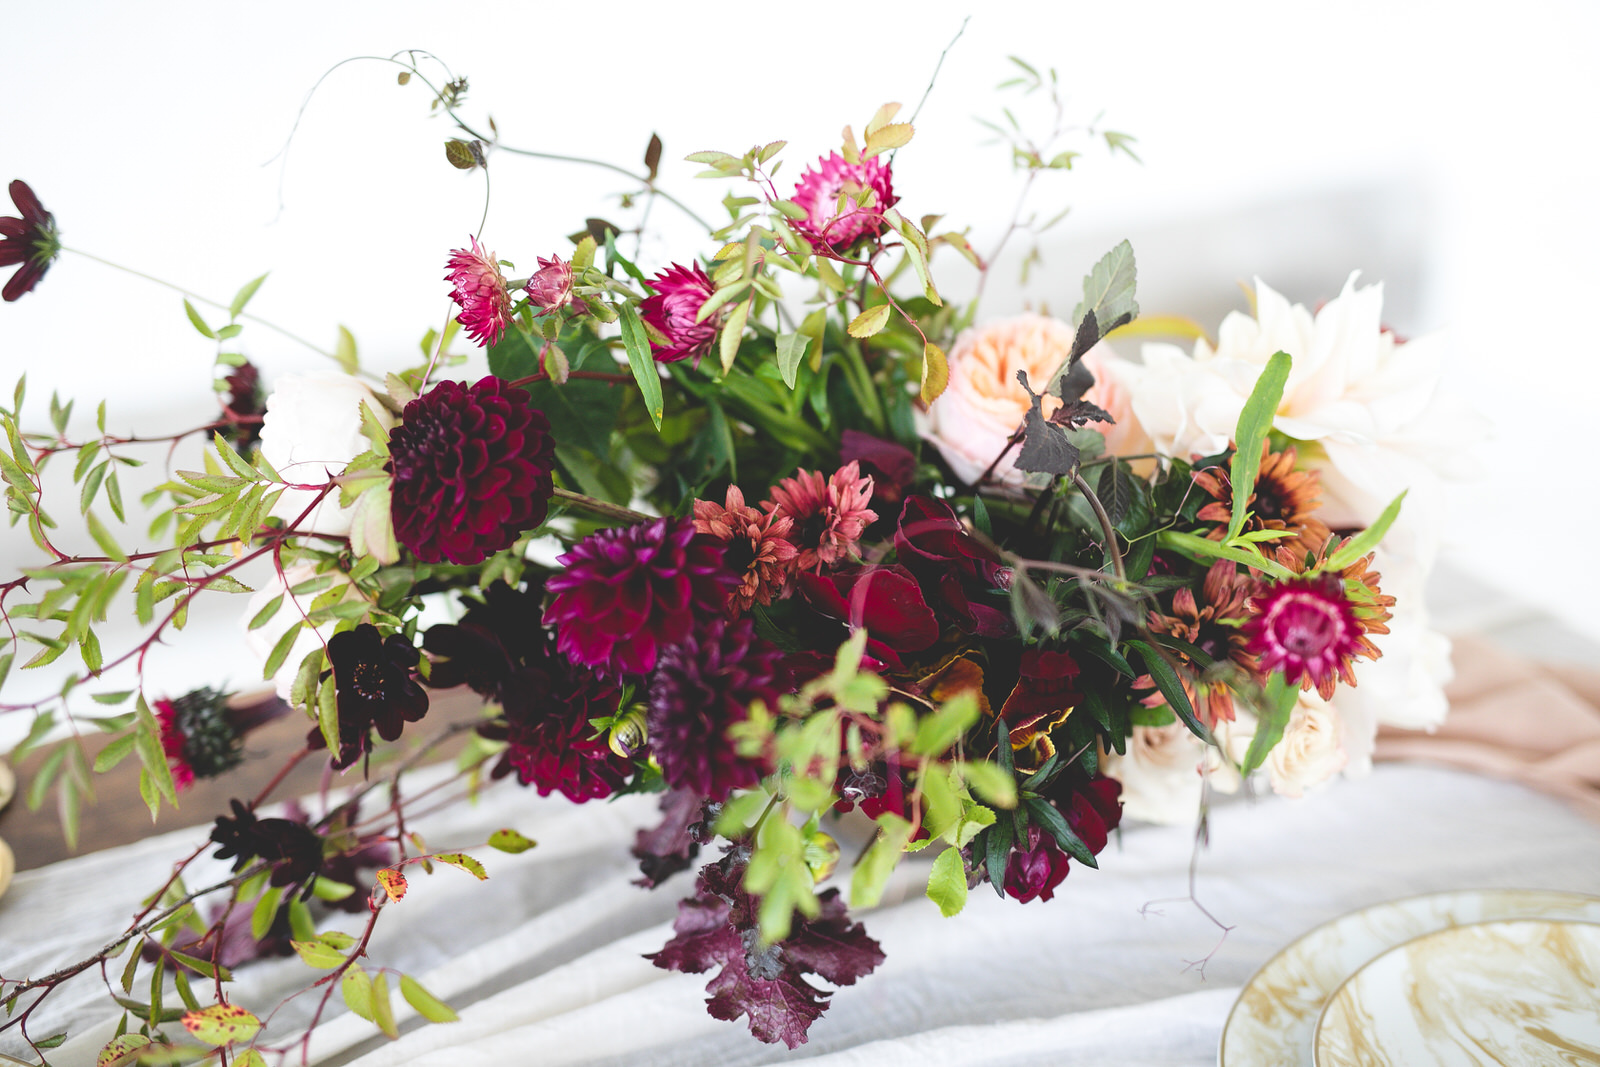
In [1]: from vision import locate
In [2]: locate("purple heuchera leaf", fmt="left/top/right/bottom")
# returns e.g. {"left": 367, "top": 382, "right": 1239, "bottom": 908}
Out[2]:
{"left": 632, "top": 787, "right": 704, "bottom": 888}
{"left": 647, "top": 854, "right": 884, "bottom": 1048}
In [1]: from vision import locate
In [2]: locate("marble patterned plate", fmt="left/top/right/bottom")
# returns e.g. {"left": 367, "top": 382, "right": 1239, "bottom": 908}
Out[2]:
{"left": 1314, "top": 919, "right": 1600, "bottom": 1066}
{"left": 1217, "top": 889, "right": 1600, "bottom": 1066}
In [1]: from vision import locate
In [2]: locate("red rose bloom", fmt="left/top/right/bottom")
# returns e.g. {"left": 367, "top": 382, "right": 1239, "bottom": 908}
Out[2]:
{"left": 388, "top": 376, "right": 556, "bottom": 565}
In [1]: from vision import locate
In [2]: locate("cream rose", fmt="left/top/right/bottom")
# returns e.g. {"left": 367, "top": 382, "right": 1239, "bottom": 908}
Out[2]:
{"left": 258, "top": 373, "right": 396, "bottom": 537}
{"left": 1101, "top": 716, "right": 1253, "bottom": 825}
{"left": 1267, "top": 693, "right": 1349, "bottom": 798}
{"left": 924, "top": 315, "right": 1126, "bottom": 486}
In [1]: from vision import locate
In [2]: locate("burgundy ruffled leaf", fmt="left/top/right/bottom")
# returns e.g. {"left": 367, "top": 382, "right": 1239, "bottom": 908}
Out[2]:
{"left": 632, "top": 787, "right": 704, "bottom": 888}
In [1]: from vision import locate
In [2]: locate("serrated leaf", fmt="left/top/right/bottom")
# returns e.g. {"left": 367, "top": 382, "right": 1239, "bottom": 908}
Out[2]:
{"left": 317, "top": 674, "right": 340, "bottom": 755}
{"left": 262, "top": 620, "right": 303, "bottom": 683}
{"left": 617, "top": 303, "right": 663, "bottom": 431}
{"left": 370, "top": 972, "right": 399, "bottom": 1039}
{"left": 959, "top": 759, "right": 1018, "bottom": 809}
{"left": 863, "top": 122, "right": 914, "bottom": 157}
{"left": 400, "top": 975, "right": 459, "bottom": 1023}
{"left": 251, "top": 887, "right": 284, "bottom": 941}
{"left": 847, "top": 303, "right": 892, "bottom": 339}
{"left": 376, "top": 868, "right": 408, "bottom": 902}
{"left": 1057, "top": 241, "right": 1138, "bottom": 393}
{"left": 487, "top": 828, "right": 536, "bottom": 854}
{"left": 921, "top": 342, "right": 949, "bottom": 403}
{"left": 851, "top": 812, "right": 914, "bottom": 909}
{"left": 291, "top": 939, "right": 347, "bottom": 969}
{"left": 181, "top": 1003, "right": 260, "bottom": 1046}
{"left": 247, "top": 594, "right": 284, "bottom": 632}
{"left": 433, "top": 852, "right": 488, "bottom": 880}
{"left": 94, "top": 732, "right": 139, "bottom": 773}
{"left": 926, "top": 846, "right": 968, "bottom": 917}
{"left": 98, "top": 1033, "right": 152, "bottom": 1066}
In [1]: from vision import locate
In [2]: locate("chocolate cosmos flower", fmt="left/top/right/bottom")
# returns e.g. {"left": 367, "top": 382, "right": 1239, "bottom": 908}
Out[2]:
{"left": 319, "top": 624, "right": 429, "bottom": 769}
{"left": 0, "top": 180, "right": 59, "bottom": 301}
{"left": 210, "top": 799, "right": 325, "bottom": 894}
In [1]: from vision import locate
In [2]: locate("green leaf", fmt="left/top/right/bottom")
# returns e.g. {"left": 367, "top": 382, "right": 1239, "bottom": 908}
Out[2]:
{"left": 233, "top": 1050, "right": 268, "bottom": 1067}
{"left": 182, "top": 300, "right": 215, "bottom": 339}
{"left": 229, "top": 274, "right": 268, "bottom": 317}
{"left": 334, "top": 326, "right": 359, "bottom": 374}
{"left": 341, "top": 966, "right": 375, "bottom": 1022}
{"left": 317, "top": 674, "right": 340, "bottom": 756}
{"left": 370, "top": 972, "right": 399, "bottom": 1039}
{"left": 851, "top": 813, "right": 914, "bottom": 909}
{"left": 1067, "top": 240, "right": 1138, "bottom": 354}
{"left": 1124, "top": 639, "right": 1215, "bottom": 746}
{"left": 247, "top": 594, "right": 284, "bottom": 632}
{"left": 36, "top": 1033, "right": 67, "bottom": 1050}
{"left": 846, "top": 304, "right": 892, "bottom": 339}
{"left": 94, "top": 732, "right": 139, "bottom": 773}
{"left": 959, "top": 759, "right": 1018, "bottom": 809}
{"left": 1023, "top": 796, "right": 1098, "bottom": 868}
{"left": 105, "top": 469, "right": 124, "bottom": 521}
{"left": 1227, "top": 350, "right": 1293, "bottom": 542}
{"left": 262, "top": 620, "right": 303, "bottom": 682}
{"left": 984, "top": 818, "right": 1014, "bottom": 898}
{"left": 774, "top": 332, "right": 810, "bottom": 390}
{"left": 921, "top": 341, "right": 949, "bottom": 404}
{"left": 617, "top": 304, "right": 663, "bottom": 431}
{"left": 926, "top": 846, "right": 968, "bottom": 917}
{"left": 167, "top": 951, "right": 231, "bottom": 983}
{"left": 1322, "top": 491, "right": 1406, "bottom": 572}
{"left": 718, "top": 297, "right": 751, "bottom": 375}
{"left": 433, "top": 852, "right": 488, "bottom": 880}
{"left": 400, "top": 975, "right": 459, "bottom": 1023}
{"left": 1156, "top": 529, "right": 1294, "bottom": 581}
{"left": 1240, "top": 671, "right": 1299, "bottom": 776}
{"left": 181, "top": 1003, "right": 261, "bottom": 1046}
{"left": 12, "top": 710, "right": 56, "bottom": 761}
{"left": 291, "top": 939, "right": 346, "bottom": 969}
{"left": 487, "top": 828, "right": 536, "bottom": 854}
{"left": 912, "top": 690, "right": 980, "bottom": 757}
{"left": 250, "top": 886, "right": 284, "bottom": 941}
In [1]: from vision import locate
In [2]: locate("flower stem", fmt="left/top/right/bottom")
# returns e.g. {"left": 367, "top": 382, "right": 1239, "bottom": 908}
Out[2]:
{"left": 62, "top": 247, "right": 334, "bottom": 359}
{"left": 550, "top": 487, "right": 650, "bottom": 525}
{"left": 1072, "top": 469, "right": 1126, "bottom": 584}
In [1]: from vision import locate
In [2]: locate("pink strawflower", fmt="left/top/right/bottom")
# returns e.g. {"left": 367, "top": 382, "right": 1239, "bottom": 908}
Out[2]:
{"left": 764, "top": 461, "right": 877, "bottom": 572}
{"left": 692, "top": 485, "right": 798, "bottom": 615}
{"left": 525, "top": 254, "right": 582, "bottom": 314}
{"left": 639, "top": 262, "right": 719, "bottom": 364}
{"left": 1244, "top": 574, "right": 1381, "bottom": 700}
{"left": 444, "top": 237, "right": 513, "bottom": 348}
{"left": 790, "top": 152, "right": 899, "bottom": 252}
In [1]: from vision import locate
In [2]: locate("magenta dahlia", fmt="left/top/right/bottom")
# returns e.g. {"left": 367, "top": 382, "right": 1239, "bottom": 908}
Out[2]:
{"left": 1, "top": 180, "right": 60, "bottom": 302}
{"left": 444, "top": 237, "right": 513, "bottom": 347}
{"left": 789, "top": 152, "right": 899, "bottom": 253}
{"left": 647, "top": 616, "right": 782, "bottom": 801}
{"left": 544, "top": 517, "right": 737, "bottom": 678}
{"left": 387, "top": 376, "right": 556, "bottom": 565}
{"left": 639, "top": 262, "right": 719, "bottom": 365}
{"left": 1243, "top": 570, "right": 1385, "bottom": 700}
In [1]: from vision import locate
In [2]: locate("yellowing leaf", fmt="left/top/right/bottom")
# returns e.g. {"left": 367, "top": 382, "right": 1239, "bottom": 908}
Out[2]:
{"left": 181, "top": 1003, "right": 262, "bottom": 1046}
{"left": 847, "top": 304, "right": 892, "bottom": 339}
{"left": 863, "top": 122, "right": 914, "bottom": 157}
{"left": 97, "top": 1034, "right": 151, "bottom": 1067}
{"left": 921, "top": 342, "right": 949, "bottom": 403}
{"left": 434, "top": 852, "right": 488, "bottom": 880}
{"left": 376, "top": 868, "right": 408, "bottom": 902}
{"left": 487, "top": 829, "right": 536, "bottom": 854}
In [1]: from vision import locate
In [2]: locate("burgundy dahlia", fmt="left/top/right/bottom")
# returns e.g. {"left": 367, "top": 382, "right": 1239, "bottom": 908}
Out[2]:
{"left": 388, "top": 376, "right": 556, "bottom": 565}
{"left": 444, "top": 237, "right": 513, "bottom": 347}
{"left": 639, "top": 262, "right": 719, "bottom": 364}
{"left": 218, "top": 360, "right": 268, "bottom": 451}
{"left": 789, "top": 152, "right": 898, "bottom": 252}
{"left": 0, "top": 180, "right": 60, "bottom": 302}
{"left": 487, "top": 657, "right": 633, "bottom": 803}
{"left": 648, "top": 616, "right": 782, "bottom": 801}
{"left": 544, "top": 517, "right": 737, "bottom": 677}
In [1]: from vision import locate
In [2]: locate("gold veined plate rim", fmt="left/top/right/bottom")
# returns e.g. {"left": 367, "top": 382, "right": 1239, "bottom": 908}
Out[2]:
{"left": 1217, "top": 888, "right": 1600, "bottom": 1067}
{"left": 1310, "top": 917, "right": 1600, "bottom": 1067}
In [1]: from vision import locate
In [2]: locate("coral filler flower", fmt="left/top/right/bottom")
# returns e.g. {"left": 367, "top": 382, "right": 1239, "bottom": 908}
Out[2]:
{"left": 444, "top": 237, "right": 513, "bottom": 348}
{"left": 790, "top": 152, "right": 898, "bottom": 252}
{"left": 388, "top": 376, "right": 556, "bottom": 565}
{"left": 765, "top": 462, "right": 876, "bottom": 572}
{"left": 692, "top": 485, "right": 797, "bottom": 614}
{"left": 1244, "top": 557, "right": 1389, "bottom": 700}
{"left": 648, "top": 616, "right": 782, "bottom": 801}
{"left": 0, "top": 180, "right": 60, "bottom": 301}
{"left": 544, "top": 517, "right": 737, "bottom": 677}
{"left": 639, "top": 262, "right": 719, "bottom": 364}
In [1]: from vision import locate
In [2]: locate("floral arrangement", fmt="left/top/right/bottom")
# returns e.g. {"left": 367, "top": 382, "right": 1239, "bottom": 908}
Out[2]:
{"left": 0, "top": 52, "right": 1466, "bottom": 1062}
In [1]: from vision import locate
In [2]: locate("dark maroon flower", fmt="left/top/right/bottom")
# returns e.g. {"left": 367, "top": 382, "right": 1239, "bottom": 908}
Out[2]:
{"left": 218, "top": 361, "right": 268, "bottom": 451}
{"left": 388, "top": 376, "right": 557, "bottom": 565}
{"left": 1058, "top": 774, "right": 1123, "bottom": 857}
{"left": 156, "top": 687, "right": 288, "bottom": 791}
{"left": 632, "top": 787, "right": 710, "bottom": 889}
{"left": 647, "top": 852, "right": 884, "bottom": 1048}
{"left": 1003, "top": 825, "right": 1071, "bottom": 903}
{"left": 209, "top": 799, "right": 325, "bottom": 895}
{"left": 996, "top": 648, "right": 1084, "bottom": 762}
{"left": 0, "top": 180, "right": 60, "bottom": 301}
{"left": 789, "top": 152, "right": 899, "bottom": 253}
{"left": 895, "top": 495, "right": 1013, "bottom": 637}
{"left": 421, "top": 579, "right": 548, "bottom": 696}
{"left": 544, "top": 517, "right": 737, "bottom": 678}
{"left": 639, "top": 262, "right": 719, "bottom": 365}
{"left": 838, "top": 430, "right": 916, "bottom": 505}
{"left": 487, "top": 661, "right": 631, "bottom": 803}
{"left": 648, "top": 616, "right": 782, "bottom": 802}
{"left": 796, "top": 564, "right": 939, "bottom": 669}
{"left": 317, "top": 624, "right": 429, "bottom": 770}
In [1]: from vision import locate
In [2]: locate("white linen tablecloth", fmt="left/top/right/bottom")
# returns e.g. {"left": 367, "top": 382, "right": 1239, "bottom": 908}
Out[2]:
{"left": 5, "top": 758, "right": 1600, "bottom": 1067}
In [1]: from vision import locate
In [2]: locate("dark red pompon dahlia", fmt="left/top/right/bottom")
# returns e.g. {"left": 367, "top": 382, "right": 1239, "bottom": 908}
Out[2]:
{"left": 543, "top": 517, "right": 736, "bottom": 678}
{"left": 387, "top": 376, "right": 556, "bottom": 565}
{"left": 1, "top": 180, "right": 60, "bottom": 301}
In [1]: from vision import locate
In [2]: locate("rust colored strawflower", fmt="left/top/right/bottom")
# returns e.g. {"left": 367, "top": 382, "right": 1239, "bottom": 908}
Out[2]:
{"left": 1135, "top": 560, "right": 1261, "bottom": 725}
{"left": 692, "top": 484, "right": 798, "bottom": 614}
{"left": 444, "top": 237, "right": 513, "bottom": 347}
{"left": 1244, "top": 548, "right": 1392, "bottom": 700}
{"left": 1193, "top": 442, "right": 1332, "bottom": 558}
{"left": 0, "top": 180, "right": 60, "bottom": 301}
{"left": 764, "top": 461, "right": 877, "bottom": 572}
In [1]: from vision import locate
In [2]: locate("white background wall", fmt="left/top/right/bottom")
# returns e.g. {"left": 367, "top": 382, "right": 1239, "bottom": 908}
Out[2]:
{"left": 2, "top": 1, "right": 1597, "bottom": 727}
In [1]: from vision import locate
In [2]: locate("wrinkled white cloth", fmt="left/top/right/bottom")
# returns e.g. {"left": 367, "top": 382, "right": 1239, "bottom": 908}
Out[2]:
{"left": 5, "top": 759, "right": 1599, "bottom": 1067}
